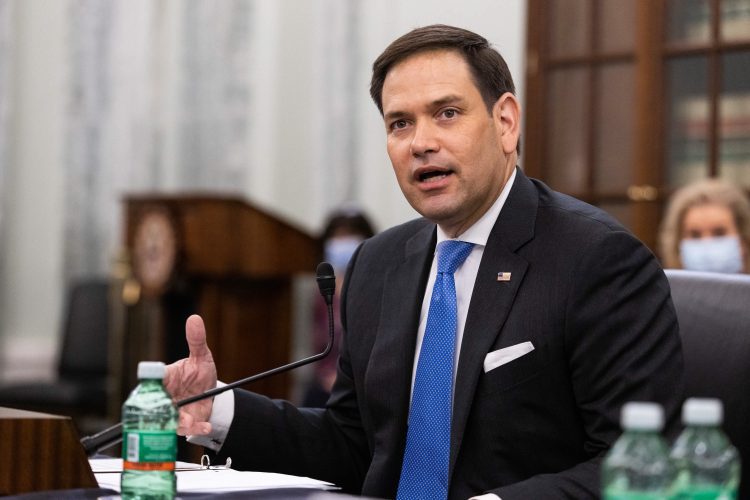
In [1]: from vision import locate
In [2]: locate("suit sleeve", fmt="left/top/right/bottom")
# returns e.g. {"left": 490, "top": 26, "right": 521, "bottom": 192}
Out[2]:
{"left": 211, "top": 246, "right": 371, "bottom": 493}
{"left": 490, "top": 229, "right": 684, "bottom": 499}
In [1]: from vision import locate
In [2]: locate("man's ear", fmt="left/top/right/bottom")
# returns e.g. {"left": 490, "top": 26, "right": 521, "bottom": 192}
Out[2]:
{"left": 492, "top": 92, "right": 521, "bottom": 155}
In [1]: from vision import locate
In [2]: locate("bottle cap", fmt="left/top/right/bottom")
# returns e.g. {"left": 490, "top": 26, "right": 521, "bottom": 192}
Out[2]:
{"left": 683, "top": 398, "right": 723, "bottom": 425}
{"left": 621, "top": 402, "right": 664, "bottom": 431}
{"left": 137, "top": 361, "right": 166, "bottom": 380}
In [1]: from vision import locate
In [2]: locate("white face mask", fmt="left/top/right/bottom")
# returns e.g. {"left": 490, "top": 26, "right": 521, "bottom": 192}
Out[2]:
{"left": 679, "top": 235, "right": 744, "bottom": 274}
{"left": 324, "top": 236, "right": 364, "bottom": 272}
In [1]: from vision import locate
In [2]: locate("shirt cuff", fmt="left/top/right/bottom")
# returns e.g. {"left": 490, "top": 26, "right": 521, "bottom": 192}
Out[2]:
{"left": 469, "top": 495, "right": 501, "bottom": 500}
{"left": 185, "top": 381, "right": 235, "bottom": 452}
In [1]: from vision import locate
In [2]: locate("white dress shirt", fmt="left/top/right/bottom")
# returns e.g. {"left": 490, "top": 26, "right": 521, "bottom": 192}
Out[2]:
{"left": 411, "top": 168, "right": 515, "bottom": 402}
{"left": 190, "top": 170, "right": 518, "bottom": 500}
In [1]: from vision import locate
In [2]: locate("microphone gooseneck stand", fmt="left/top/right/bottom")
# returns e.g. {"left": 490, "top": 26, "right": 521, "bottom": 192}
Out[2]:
{"left": 81, "top": 262, "right": 337, "bottom": 456}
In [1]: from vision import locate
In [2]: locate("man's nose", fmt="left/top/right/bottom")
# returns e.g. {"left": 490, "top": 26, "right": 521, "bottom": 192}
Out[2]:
{"left": 410, "top": 121, "right": 440, "bottom": 157}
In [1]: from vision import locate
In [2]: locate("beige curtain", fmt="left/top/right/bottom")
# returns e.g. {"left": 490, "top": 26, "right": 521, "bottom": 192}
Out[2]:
{"left": 63, "top": 0, "right": 255, "bottom": 278}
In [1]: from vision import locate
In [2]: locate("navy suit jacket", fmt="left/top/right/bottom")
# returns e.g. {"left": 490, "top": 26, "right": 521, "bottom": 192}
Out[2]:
{"left": 215, "top": 169, "right": 684, "bottom": 499}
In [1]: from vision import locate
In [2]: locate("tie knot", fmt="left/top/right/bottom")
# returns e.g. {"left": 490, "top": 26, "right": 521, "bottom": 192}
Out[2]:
{"left": 437, "top": 240, "right": 474, "bottom": 274}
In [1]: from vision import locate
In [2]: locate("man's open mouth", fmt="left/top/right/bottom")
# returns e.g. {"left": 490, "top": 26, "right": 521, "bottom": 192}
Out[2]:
{"left": 417, "top": 169, "right": 453, "bottom": 183}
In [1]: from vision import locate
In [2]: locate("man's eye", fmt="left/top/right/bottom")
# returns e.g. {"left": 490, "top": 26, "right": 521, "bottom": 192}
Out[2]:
{"left": 442, "top": 109, "right": 457, "bottom": 119}
{"left": 391, "top": 120, "right": 407, "bottom": 130}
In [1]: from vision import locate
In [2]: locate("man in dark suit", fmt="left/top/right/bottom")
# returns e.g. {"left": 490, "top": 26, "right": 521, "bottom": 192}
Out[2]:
{"left": 165, "top": 25, "right": 684, "bottom": 499}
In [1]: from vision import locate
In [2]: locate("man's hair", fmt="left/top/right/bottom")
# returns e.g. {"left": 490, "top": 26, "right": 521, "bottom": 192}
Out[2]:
{"left": 370, "top": 24, "right": 516, "bottom": 117}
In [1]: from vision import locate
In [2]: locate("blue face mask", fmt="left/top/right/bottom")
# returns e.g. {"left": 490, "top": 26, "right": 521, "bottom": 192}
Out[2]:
{"left": 679, "top": 235, "right": 744, "bottom": 273}
{"left": 324, "top": 236, "right": 364, "bottom": 272}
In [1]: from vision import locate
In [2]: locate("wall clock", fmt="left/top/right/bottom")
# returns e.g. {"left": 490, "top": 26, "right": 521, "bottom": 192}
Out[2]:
{"left": 132, "top": 207, "right": 179, "bottom": 296}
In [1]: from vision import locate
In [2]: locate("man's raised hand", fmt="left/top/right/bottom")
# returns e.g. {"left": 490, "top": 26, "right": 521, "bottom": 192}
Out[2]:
{"left": 164, "top": 314, "right": 218, "bottom": 436}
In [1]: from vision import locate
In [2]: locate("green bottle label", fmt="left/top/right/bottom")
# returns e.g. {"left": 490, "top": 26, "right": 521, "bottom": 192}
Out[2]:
{"left": 123, "top": 430, "right": 177, "bottom": 464}
{"left": 679, "top": 489, "right": 736, "bottom": 500}
{"left": 604, "top": 491, "right": 671, "bottom": 500}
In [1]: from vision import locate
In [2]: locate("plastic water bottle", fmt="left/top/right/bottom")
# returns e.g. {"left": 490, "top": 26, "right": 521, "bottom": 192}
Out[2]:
{"left": 121, "top": 361, "right": 178, "bottom": 499}
{"left": 670, "top": 398, "right": 740, "bottom": 499}
{"left": 602, "top": 402, "right": 675, "bottom": 499}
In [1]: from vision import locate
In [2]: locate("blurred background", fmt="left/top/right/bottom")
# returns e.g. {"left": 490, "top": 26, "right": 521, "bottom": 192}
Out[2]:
{"left": 0, "top": 0, "right": 527, "bottom": 433}
{"left": 0, "top": 0, "right": 747, "bottom": 435}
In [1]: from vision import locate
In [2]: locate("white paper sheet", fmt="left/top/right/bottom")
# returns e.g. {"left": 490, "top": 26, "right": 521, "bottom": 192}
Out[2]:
{"left": 91, "top": 458, "right": 336, "bottom": 493}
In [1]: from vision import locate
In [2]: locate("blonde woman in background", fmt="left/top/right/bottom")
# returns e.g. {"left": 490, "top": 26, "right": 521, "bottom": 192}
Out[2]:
{"left": 659, "top": 178, "right": 750, "bottom": 273}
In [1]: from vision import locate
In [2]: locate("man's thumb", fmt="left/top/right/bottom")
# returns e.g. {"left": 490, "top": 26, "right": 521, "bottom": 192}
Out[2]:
{"left": 185, "top": 314, "right": 210, "bottom": 358}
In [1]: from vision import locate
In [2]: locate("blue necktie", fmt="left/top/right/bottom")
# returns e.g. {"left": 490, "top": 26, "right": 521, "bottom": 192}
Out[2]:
{"left": 397, "top": 240, "right": 475, "bottom": 500}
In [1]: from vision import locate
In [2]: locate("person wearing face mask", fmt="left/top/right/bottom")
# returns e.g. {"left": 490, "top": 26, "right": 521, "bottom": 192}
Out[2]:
{"left": 659, "top": 178, "right": 750, "bottom": 274}
{"left": 302, "top": 206, "right": 376, "bottom": 407}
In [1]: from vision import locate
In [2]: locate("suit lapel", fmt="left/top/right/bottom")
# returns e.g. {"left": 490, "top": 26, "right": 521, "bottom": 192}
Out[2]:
{"left": 449, "top": 169, "right": 539, "bottom": 475}
{"left": 367, "top": 222, "right": 435, "bottom": 466}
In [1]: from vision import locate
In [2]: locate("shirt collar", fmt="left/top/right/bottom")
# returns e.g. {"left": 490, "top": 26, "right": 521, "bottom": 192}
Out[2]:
{"left": 436, "top": 167, "right": 517, "bottom": 248}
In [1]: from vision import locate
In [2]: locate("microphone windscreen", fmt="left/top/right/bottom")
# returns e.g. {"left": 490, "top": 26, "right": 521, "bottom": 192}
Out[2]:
{"left": 316, "top": 262, "right": 336, "bottom": 300}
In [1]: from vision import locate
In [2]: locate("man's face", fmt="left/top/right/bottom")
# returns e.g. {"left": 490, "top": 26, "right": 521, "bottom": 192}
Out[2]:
{"left": 381, "top": 49, "right": 517, "bottom": 236}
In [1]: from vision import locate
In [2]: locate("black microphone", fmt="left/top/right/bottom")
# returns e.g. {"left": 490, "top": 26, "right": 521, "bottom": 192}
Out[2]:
{"left": 81, "top": 262, "right": 337, "bottom": 456}
{"left": 316, "top": 261, "right": 336, "bottom": 305}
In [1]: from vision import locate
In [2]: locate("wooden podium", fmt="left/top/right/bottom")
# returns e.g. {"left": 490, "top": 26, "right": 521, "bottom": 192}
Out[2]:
{"left": 0, "top": 407, "right": 97, "bottom": 495}
{"left": 114, "top": 195, "right": 317, "bottom": 414}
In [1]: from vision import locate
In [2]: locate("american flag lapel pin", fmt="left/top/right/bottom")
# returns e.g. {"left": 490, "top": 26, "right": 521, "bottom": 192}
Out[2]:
{"left": 497, "top": 272, "right": 512, "bottom": 282}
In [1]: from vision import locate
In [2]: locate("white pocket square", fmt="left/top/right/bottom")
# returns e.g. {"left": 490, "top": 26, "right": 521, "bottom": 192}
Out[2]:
{"left": 483, "top": 341, "right": 535, "bottom": 373}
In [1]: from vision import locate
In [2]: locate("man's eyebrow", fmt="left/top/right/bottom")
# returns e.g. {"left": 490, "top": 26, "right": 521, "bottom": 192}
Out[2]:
{"left": 384, "top": 95, "right": 467, "bottom": 122}
{"left": 384, "top": 110, "right": 408, "bottom": 122}
{"left": 430, "top": 95, "right": 465, "bottom": 108}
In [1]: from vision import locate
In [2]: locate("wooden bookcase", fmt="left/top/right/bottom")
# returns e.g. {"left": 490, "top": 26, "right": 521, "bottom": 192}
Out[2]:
{"left": 524, "top": 0, "right": 750, "bottom": 251}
